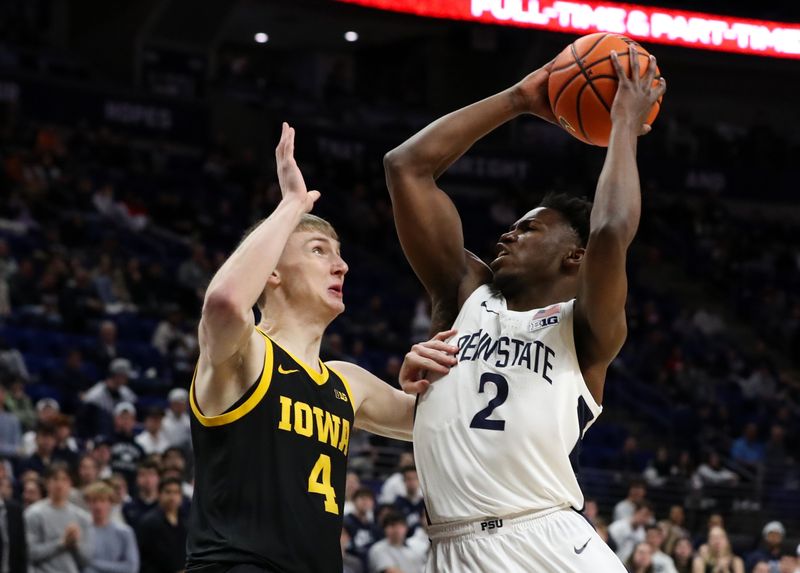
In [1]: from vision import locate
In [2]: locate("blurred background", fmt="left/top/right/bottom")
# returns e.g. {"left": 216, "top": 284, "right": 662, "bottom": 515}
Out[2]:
{"left": 0, "top": 1, "right": 798, "bottom": 572}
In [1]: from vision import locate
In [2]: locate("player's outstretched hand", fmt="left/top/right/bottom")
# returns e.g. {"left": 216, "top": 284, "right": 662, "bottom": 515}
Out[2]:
{"left": 512, "top": 59, "right": 557, "bottom": 124}
{"left": 609, "top": 45, "right": 667, "bottom": 136}
{"left": 275, "top": 122, "right": 320, "bottom": 212}
{"left": 399, "top": 329, "right": 459, "bottom": 395}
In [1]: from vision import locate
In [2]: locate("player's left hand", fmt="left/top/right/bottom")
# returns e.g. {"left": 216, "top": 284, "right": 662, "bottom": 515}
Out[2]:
{"left": 275, "top": 122, "right": 321, "bottom": 212}
{"left": 399, "top": 329, "right": 459, "bottom": 395}
{"left": 609, "top": 45, "right": 667, "bottom": 136}
{"left": 512, "top": 59, "right": 558, "bottom": 124}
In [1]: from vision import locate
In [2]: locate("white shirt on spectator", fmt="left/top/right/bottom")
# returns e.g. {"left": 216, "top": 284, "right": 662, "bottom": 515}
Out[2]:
{"left": 83, "top": 383, "right": 137, "bottom": 415}
{"left": 134, "top": 430, "right": 170, "bottom": 455}
{"left": 608, "top": 518, "right": 645, "bottom": 563}
{"left": 368, "top": 539, "right": 426, "bottom": 573}
{"left": 692, "top": 464, "right": 738, "bottom": 488}
{"left": 652, "top": 550, "right": 678, "bottom": 573}
{"left": 161, "top": 410, "right": 190, "bottom": 448}
{"left": 613, "top": 498, "right": 635, "bottom": 523}
{"left": 378, "top": 472, "right": 406, "bottom": 505}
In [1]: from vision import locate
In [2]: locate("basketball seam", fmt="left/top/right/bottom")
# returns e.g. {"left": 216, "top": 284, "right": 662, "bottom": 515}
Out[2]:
{"left": 551, "top": 33, "right": 610, "bottom": 72}
{"left": 575, "top": 80, "right": 594, "bottom": 145}
{"left": 570, "top": 42, "right": 612, "bottom": 113}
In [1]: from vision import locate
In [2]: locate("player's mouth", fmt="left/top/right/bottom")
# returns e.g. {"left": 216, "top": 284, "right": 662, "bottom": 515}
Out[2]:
{"left": 327, "top": 283, "right": 344, "bottom": 298}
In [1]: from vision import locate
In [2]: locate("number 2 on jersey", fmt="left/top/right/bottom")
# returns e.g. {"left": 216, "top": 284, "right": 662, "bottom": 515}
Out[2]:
{"left": 469, "top": 373, "right": 508, "bottom": 431}
{"left": 308, "top": 453, "right": 338, "bottom": 514}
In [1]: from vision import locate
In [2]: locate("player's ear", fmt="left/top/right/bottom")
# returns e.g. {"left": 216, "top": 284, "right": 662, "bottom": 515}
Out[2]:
{"left": 563, "top": 247, "right": 585, "bottom": 273}
{"left": 266, "top": 270, "right": 281, "bottom": 287}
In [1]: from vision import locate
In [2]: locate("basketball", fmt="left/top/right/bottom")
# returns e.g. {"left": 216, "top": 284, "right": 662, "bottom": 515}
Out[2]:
{"left": 548, "top": 33, "right": 663, "bottom": 146}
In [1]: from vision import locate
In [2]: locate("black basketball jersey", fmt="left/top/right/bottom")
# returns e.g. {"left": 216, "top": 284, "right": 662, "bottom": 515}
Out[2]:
{"left": 186, "top": 327, "right": 355, "bottom": 573}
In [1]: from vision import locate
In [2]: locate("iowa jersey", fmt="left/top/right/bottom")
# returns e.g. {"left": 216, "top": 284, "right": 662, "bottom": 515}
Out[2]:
{"left": 186, "top": 327, "right": 355, "bottom": 573}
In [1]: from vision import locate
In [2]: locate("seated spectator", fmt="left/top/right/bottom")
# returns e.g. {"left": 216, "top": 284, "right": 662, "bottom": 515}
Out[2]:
{"left": 745, "top": 521, "right": 786, "bottom": 572}
{"left": 0, "top": 384, "right": 22, "bottom": 460}
{"left": 91, "top": 320, "right": 120, "bottom": 372}
{"left": 342, "top": 527, "right": 364, "bottom": 573}
{"left": 70, "top": 453, "right": 100, "bottom": 509}
{"left": 22, "top": 398, "right": 60, "bottom": 456}
{"left": 344, "top": 470, "right": 361, "bottom": 516}
{"left": 729, "top": 423, "right": 764, "bottom": 472}
{"left": 394, "top": 465, "right": 424, "bottom": 529}
{"left": 614, "top": 480, "right": 648, "bottom": 522}
{"left": 161, "top": 388, "right": 190, "bottom": 449}
{"left": 692, "top": 526, "right": 744, "bottom": 573}
{"left": 122, "top": 458, "right": 160, "bottom": 528}
{"left": 643, "top": 447, "right": 674, "bottom": 488}
{"left": 671, "top": 537, "right": 694, "bottom": 573}
{"left": 84, "top": 481, "right": 139, "bottom": 573}
{"left": 53, "top": 349, "right": 93, "bottom": 414}
{"left": 778, "top": 554, "right": 797, "bottom": 573}
{"left": 90, "top": 435, "right": 113, "bottom": 479}
{"left": 20, "top": 423, "right": 59, "bottom": 475}
{"left": 659, "top": 505, "right": 689, "bottom": 555}
{"left": 378, "top": 451, "right": 414, "bottom": 505}
{"left": 750, "top": 562, "right": 769, "bottom": 573}
{"left": 692, "top": 452, "right": 739, "bottom": 489}
{"left": 610, "top": 501, "right": 654, "bottom": 563}
{"left": 367, "top": 511, "right": 426, "bottom": 573}
{"left": 107, "top": 402, "right": 145, "bottom": 491}
{"left": 627, "top": 541, "right": 655, "bottom": 573}
{"left": 344, "top": 487, "right": 379, "bottom": 568}
{"left": 135, "top": 407, "right": 169, "bottom": 455}
{"left": 22, "top": 475, "right": 46, "bottom": 508}
{"left": 0, "top": 491, "right": 26, "bottom": 573}
{"left": 24, "top": 461, "right": 93, "bottom": 573}
{"left": 5, "top": 377, "right": 35, "bottom": 430}
{"left": 109, "top": 473, "right": 131, "bottom": 525}
{"left": 136, "top": 477, "right": 186, "bottom": 573}
{"left": 645, "top": 524, "right": 678, "bottom": 573}
{"left": 0, "top": 337, "right": 30, "bottom": 381}
{"left": 161, "top": 447, "right": 193, "bottom": 498}
{"left": 83, "top": 358, "right": 138, "bottom": 419}
{"left": 53, "top": 414, "right": 79, "bottom": 468}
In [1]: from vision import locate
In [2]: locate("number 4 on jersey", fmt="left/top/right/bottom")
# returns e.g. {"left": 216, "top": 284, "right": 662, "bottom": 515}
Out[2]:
{"left": 308, "top": 453, "right": 338, "bottom": 514}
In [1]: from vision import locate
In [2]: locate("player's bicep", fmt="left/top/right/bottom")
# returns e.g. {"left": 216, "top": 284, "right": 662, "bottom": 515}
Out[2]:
{"left": 198, "top": 296, "right": 253, "bottom": 366}
{"left": 385, "top": 164, "right": 469, "bottom": 298}
{"left": 574, "top": 228, "right": 629, "bottom": 364}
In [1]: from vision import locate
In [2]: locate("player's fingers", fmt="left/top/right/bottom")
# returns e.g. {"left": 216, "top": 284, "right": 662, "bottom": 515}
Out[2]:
{"left": 401, "top": 380, "right": 430, "bottom": 395}
{"left": 432, "top": 328, "right": 457, "bottom": 342}
{"left": 414, "top": 342, "right": 459, "bottom": 363}
{"left": 307, "top": 190, "right": 321, "bottom": 205}
{"left": 418, "top": 339, "right": 459, "bottom": 355}
{"left": 409, "top": 346, "right": 457, "bottom": 369}
{"left": 644, "top": 55, "right": 657, "bottom": 88}
{"left": 655, "top": 77, "right": 667, "bottom": 98}
{"left": 639, "top": 124, "right": 652, "bottom": 136}
{"left": 405, "top": 352, "right": 451, "bottom": 374}
{"left": 610, "top": 51, "right": 625, "bottom": 82}
{"left": 629, "top": 44, "right": 639, "bottom": 80}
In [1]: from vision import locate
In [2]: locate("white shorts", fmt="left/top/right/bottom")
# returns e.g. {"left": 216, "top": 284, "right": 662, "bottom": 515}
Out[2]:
{"left": 426, "top": 506, "right": 626, "bottom": 573}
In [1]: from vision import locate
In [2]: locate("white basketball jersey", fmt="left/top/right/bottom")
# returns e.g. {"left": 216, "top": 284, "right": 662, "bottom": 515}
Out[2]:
{"left": 414, "top": 284, "right": 603, "bottom": 524}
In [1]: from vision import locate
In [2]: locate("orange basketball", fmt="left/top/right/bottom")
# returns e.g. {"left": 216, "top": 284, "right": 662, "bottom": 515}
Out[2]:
{"left": 547, "top": 33, "right": 663, "bottom": 147}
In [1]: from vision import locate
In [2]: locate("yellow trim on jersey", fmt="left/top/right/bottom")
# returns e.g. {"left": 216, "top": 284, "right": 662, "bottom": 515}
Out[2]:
{"left": 190, "top": 330, "right": 274, "bottom": 427}
{"left": 326, "top": 365, "right": 356, "bottom": 416}
{"left": 257, "top": 327, "right": 330, "bottom": 386}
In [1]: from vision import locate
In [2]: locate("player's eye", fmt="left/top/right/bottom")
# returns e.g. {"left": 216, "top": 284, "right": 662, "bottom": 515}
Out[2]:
{"left": 312, "top": 246, "right": 323, "bottom": 254}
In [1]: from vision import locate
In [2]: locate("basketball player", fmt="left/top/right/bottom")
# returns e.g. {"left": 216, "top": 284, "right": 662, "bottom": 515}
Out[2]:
{"left": 383, "top": 46, "right": 666, "bottom": 572}
{"left": 185, "top": 123, "right": 459, "bottom": 573}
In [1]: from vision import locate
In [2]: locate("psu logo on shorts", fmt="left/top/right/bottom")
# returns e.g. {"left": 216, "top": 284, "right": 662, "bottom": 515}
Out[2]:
{"left": 529, "top": 304, "right": 562, "bottom": 332}
{"left": 480, "top": 519, "right": 503, "bottom": 534}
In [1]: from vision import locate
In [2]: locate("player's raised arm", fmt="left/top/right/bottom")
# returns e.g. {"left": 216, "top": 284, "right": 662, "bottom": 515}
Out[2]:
{"left": 199, "top": 122, "right": 319, "bottom": 367}
{"left": 574, "top": 46, "right": 667, "bottom": 403}
{"left": 328, "top": 330, "right": 459, "bottom": 441}
{"left": 383, "top": 62, "right": 557, "bottom": 317}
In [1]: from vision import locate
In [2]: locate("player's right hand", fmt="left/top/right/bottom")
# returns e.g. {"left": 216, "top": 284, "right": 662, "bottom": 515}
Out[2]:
{"left": 399, "top": 329, "right": 459, "bottom": 395}
{"left": 275, "top": 122, "right": 321, "bottom": 212}
{"left": 609, "top": 45, "right": 667, "bottom": 136}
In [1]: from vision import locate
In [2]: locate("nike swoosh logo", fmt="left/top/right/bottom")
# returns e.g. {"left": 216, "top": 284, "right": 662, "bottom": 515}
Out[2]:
{"left": 278, "top": 365, "right": 299, "bottom": 375}
{"left": 574, "top": 538, "right": 591, "bottom": 554}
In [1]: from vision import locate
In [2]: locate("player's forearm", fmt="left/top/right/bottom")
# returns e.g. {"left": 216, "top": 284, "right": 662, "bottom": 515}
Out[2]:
{"left": 204, "top": 198, "right": 306, "bottom": 314}
{"left": 590, "top": 121, "right": 641, "bottom": 245}
{"left": 385, "top": 86, "right": 525, "bottom": 181}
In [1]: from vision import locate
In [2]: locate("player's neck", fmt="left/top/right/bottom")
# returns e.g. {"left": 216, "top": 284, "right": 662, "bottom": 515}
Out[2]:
{"left": 259, "top": 316, "right": 326, "bottom": 372}
{"left": 503, "top": 280, "right": 575, "bottom": 312}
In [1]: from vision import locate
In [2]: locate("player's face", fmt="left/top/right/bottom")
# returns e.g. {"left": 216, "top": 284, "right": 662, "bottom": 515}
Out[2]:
{"left": 276, "top": 231, "right": 349, "bottom": 318}
{"left": 490, "top": 208, "right": 581, "bottom": 295}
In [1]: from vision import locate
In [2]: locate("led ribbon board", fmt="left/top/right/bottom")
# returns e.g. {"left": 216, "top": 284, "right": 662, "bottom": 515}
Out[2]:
{"left": 337, "top": 0, "right": 800, "bottom": 59}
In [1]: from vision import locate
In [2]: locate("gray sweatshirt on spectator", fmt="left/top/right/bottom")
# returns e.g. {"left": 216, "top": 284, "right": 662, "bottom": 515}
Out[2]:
{"left": 85, "top": 521, "right": 139, "bottom": 573}
{"left": 0, "top": 411, "right": 21, "bottom": 458}
{"left": 24, "top": 499, "right": 93, "bottom": 573}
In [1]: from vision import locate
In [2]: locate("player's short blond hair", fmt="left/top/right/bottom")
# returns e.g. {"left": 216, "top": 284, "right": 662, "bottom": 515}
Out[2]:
{"left": 83, "top": 481, "right": 115, "bottom": 502}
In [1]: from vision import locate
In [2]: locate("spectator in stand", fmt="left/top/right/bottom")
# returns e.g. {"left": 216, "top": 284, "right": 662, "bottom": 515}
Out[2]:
{"left": 344, "top": 487, "right": 379, "bottom": 569}
{"left": 0, "top": 474, "right": 11, "bottom": 500}
{"left": 659, "top": 505, "right": 689, "bottom": 555}
{"left": 22, "top": 398, "right": 60, "bottom": 455}
{"left": 22, "top": 476, "right": 46, "bottom": 508}
{"left": 378, "top": 451, "right": 415, "bottom": 505}
{"left": 394, "top": 465, "right": 424, "bottom": 529}
{"left": 4, "top": 377, "right": 35, "bottom": 430}
{"left": 692, "top": 526, "right": 744, "bottom": 573}
{"left": 90, "top": 436, "right": 113, "bottom": 479}
{"left": 82, "top": 358, "right": 137, "bottom": 438}
{"left": 0, "top": 384, "right": 22, "bottom": 460}
{"left": 107, "top": 402, "right": 145, "bottom": 492}
{"left": 367, "top": 511, "right": 426, "bottom": 573}
{"left": 134, "top": 407, "right": 169, "bottom": 455}
{"left": 20, "top": 423, "right": 59, "bottom": 475}
{"left": 0, "top": 337, "right": 30, "bottom": 382}
{"left": 692, "top": 452, "right": 739, "bottom": 489}
{"left": 122, "top": 458, "right": 160, "bottom": 528}
{"left": 177, "top": 244, "right": 211, "bottom": 305}
{"left": 90, "top": 321, "right": 120, "bottom": 372}
{"left": 160, "top": 447, "right": 193, "bottom": 498}
{"left": 70, "top": 453, "right": 100, "bottom": 509}
{"left": 626, "top": 541, "right": 655, "bottom": 573}
{"left": 0, "top": 489, "right": 27, "bottom": 573}
{"left": 54, "top": 349, "right": 93, "bottom": 414}
{"left": 646, "top": 524, "right": 678, "bottom": 573}
{"left": 614, "top": 480, "right": 648, "bottom": 522}
{"left": 161, "top": 388, "right": 190, "bottom": 449}
{"left": 778, "top": 555, "right": 797, "bottom": 573}
{"left": 53, "top": 414, "right": 79, "bottom": 468}
{"left": 108, "top": 473, "right": 131, "bottom": 526}
{"left": 643, "top": 447, "right": 674, "bottom": 488}
{"left": 24, "top": 461, "right": 93, "bottom": 573}
{"left": 151, "top": 306, "right": 183, "bottom": 356}
{"left": 671, "top": 537, "right": 694, "bottom": 573}
{"left": 730, "top": 423, "right": 765, "bottom": 472}
{"left": 610, "top": 501, "right": 654, "bottom": 563}
{"left": 342, "top": 527, "right": 364, "bottom": 573}
{"left": 59, "top": 266, "right": 104, "bottom": 332}
{"left": 136, "top": 477, "right": 186, "bottom": 573}
{"left": 745, "top": 521, "right": 786, "bottom": 573}
{"left": 750, "top": 562, "right": 769, "bottom": 573}
{"left": 84, "top": 481, "right": 139, "bottom": 573}
{"left": 0, "top": 239, "right": 17, "bottom": 317}
{"left": 343, "top": 470, "right": 361, "bottom": 516}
